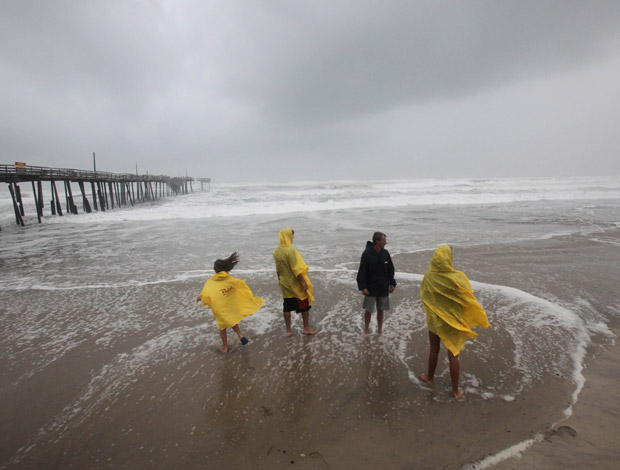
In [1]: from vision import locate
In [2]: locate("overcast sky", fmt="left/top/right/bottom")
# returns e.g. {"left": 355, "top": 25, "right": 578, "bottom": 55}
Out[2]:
{"left": 2, "top": 1, "right": 620, "bottom": 183}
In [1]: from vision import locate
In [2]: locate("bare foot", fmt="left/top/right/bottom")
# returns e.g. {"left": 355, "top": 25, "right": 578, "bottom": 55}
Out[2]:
{"left": 302, "top": 328, "right": 318, "bottom": 335}
{"left": 378, "top": 329, "right": 384, "bottom": 337}
{"left": 419, "top": 374, "right": 434, "bottom": 385}
{"left": 286, "top": 330, "right": 293, "bottom": 337}
{"left": 220, "top": 345, "right": 229, "bottom": 353}
{"left": 362, "top": 329, "right": 370, "bottom": 337}
{"left": 453, "top": 389, "right": 465, "bottom": 399}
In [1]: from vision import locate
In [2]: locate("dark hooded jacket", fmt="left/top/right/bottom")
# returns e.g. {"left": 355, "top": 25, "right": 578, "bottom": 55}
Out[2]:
{"left": 356, "top": 241, "right": 396, "bottom": 297}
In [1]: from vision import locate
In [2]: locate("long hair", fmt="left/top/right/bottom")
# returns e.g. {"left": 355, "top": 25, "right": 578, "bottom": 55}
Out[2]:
{"left": 214, "top": 252, "right": 239, "bottom": 273}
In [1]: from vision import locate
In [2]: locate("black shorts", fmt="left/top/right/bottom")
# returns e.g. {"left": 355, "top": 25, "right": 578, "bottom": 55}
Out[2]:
{"left": 283, "top": 297, "right": 311, "bottom": 313}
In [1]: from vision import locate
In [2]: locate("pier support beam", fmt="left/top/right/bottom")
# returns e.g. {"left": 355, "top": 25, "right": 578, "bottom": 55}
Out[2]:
{"left": 91, "top": 182, "right": 98, "bottom": 211}
{"left": 8, "top": 183, "right": 25, "bottom": 226}
{"left": 64, "top": 180, "right": 77, "bottom": 214}
{"left": 38, "top": 181, "right": 44, "bottom": 216}
{"left": 78, "top": 181, "right": 92, "bottom": 213}
{"left": 108, "top": 182, "right": 115, "bottom": 209}
{"left": 126, "top": 182, "right": 134, "bottom": 206}
{"left": 31, "top": 180, "right": 42, "bottom": 223}
{"left": 51, "top": 181, "right": 63, "bottom": 216}
{"left": 15, "top": 183, "right": 25, "bottom": 217}
{"left": 97, "top": 182, "right": 106, "bottom": 211}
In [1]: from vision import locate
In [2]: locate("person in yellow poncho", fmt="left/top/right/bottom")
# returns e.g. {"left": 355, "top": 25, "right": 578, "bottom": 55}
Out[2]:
{"left": 196, "top": 252, "right": 264, "bottom": 353}
{"left": 273, "top": 228, "right": 317, "bottom": 336}
{"left": 419, "top": 245, "right": 490, "bottom": 399}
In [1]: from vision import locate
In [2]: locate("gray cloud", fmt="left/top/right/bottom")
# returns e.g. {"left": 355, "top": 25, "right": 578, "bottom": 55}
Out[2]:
{"left": 226, "top": 1, "right": 620, "bottom": 121}
{"left": 1, "top": 0, "right": 620, "bottom": 182}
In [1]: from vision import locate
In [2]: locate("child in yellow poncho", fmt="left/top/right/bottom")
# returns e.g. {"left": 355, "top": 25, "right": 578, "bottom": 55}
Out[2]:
{"left": 272, "top": 228, "right": 317, "bottom": 336}
{"left": 196, "top": 252, "right": 264, "bottom": 353}
{"left": 419, "top": 245, "right": 490, "bottom": 399}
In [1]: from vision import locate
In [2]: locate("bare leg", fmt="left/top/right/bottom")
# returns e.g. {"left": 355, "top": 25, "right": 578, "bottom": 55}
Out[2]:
{"left": 420, "top": 331, "right": 440, "bottom": 385}
{"left": 363, "top": 311, "right": 371, "bottom": 336}
{"left": 232, "top": 323, "right": 249, "bottom": 345}
{"left": 377, "top": 310, "right": 384, "bottom": 336}
{"left": 448, "top": 350, "right": 464, "bottom": 399}
{"left": 301, "top": 310, "right": 317, "bottom": 335}
{"left": 283, "top": 311, "right": 293, "bottom": 336}
{"left": 219, "top": 329, "right": 229, "bottom": 353}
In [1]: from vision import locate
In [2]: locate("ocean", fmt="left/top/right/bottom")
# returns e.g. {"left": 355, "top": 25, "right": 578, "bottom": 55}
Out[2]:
{"left": 1, "top": 175, "right": 620, "bottom": 468}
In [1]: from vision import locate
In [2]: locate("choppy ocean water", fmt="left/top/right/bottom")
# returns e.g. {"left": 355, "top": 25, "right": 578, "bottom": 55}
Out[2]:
{"left": 2, "top": 176, "right": 619, "bottom": 285}
{"left": 1, "top": 175, "right": 620, "bottom": 468}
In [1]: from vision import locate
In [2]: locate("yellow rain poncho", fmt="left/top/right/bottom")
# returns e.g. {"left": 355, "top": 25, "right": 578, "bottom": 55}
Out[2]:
{"left": 420, "top": 245, "right": 490, "bottom": 356}
{"left": 272, "top": 228, "right": 314, "bottom": 303}
{"left": 199, "top": 272, "right": 264, "bottom": 330}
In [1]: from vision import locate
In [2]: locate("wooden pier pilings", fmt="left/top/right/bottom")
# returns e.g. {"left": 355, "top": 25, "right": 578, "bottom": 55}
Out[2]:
{"left": 1, "top": 164, "right": 196, "bottom": 228}
{"left": 197, "top": 177, "right": 212, "bottom": 191}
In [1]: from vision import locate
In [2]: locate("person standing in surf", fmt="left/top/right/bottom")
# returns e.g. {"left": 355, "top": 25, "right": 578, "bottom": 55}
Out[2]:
{"left": 196, "top": 252, "right": 264, "bottom": 353}
{"left": 273, "top": 228, "right": 317, "bottom": 336}
{"left": 419, "top": 245, "right": 490, "bottom": 399}
{"left": 356, "top": 231, "right": 396, "bottom": 336}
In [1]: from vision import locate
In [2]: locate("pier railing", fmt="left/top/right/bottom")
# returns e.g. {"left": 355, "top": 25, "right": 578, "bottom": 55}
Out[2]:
{"left": 0, "top": 164, "right": 172, "bottom": 183}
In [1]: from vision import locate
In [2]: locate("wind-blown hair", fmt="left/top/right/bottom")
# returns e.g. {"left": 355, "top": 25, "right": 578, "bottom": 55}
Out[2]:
{"left": 214, "top": 252, "right": 239, "bottom": 273}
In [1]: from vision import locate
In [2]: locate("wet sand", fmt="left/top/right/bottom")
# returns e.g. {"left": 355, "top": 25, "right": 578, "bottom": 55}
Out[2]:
{"left": 1, "top": 230, "right": 619, "bottom": 469}
{"left": 427, "top": 231, "right": 620, "bottom": 470}
{"left": 400, "top": 231, "right": 620, "bottom": 470}
{"left": 491, "top": 323, "right": 620, "bottom": 469}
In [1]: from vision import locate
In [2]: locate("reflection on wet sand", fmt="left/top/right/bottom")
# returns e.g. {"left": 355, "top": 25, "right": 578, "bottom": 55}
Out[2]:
{"left": 2, "top": 232, "right": 619, "bottom": 469}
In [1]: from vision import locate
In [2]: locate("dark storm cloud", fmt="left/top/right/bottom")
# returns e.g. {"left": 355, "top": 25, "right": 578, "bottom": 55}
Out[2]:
{"left": 1, "top": 1, "right": 620, "bottom": 181}
{"left": 225, "top": 1, "right": 620, "bottom": 123}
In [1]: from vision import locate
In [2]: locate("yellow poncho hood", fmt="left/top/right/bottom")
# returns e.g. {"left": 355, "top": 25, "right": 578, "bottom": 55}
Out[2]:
{"left": 420, "top": 245, "right": 490, "bottom": 356}
{"left": 199, "top": 272, "right": 264, "bottom": 330}
{"left": 272, "top": 228, "right": 314, "bottom": 303}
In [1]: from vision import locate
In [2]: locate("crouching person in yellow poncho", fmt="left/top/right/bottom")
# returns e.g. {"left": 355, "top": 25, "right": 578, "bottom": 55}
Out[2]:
{"left": 196, "top": 252, "right": 264, "bottom": 353}
{"left": 273, "top": 228, "right": 317, "bottom": 336}
{"left": 419, "top": 245, "right": 490, "bottom": 399}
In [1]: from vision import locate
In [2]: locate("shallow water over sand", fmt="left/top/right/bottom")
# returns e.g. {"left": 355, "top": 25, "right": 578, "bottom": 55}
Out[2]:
{"left": 1, "top": 177, "right": 619, "bottom": 468}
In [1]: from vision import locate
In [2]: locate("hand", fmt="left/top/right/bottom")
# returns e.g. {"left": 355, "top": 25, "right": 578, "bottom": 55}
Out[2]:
{"left": 196, "top": 296, "right": 201, "bottom": 302}
{"left": 389, "top": 285, "right": 395, "bottom": 293}
{"left": 297, "top": 273, "right": 308, "bottom": 290}
{"left": 361, "top": 288, "right": 369, "bottom": 296}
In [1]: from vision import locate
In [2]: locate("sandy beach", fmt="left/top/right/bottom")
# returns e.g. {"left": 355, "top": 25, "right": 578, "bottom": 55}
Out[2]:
{"left": 434, "top": 232, "right": 620, "bottom": 469}
{"left": 491, "top": 323, "right": 620, "bottom": 469}
{"left": 2, "top": 227, "right": 619, "bottom": 469}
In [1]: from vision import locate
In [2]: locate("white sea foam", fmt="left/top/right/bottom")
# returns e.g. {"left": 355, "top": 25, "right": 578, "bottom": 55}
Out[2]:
{"left": 2, "top": 176, "right": 620, "bottom": 226}
{"left": 462, "top": 434, "right": 544, "bottom": 470}
{"left": 451, "top": 280, "right": 613, "bottom": 469}
{"left": 393, "top": 273, "right": 606, "bottom": 405}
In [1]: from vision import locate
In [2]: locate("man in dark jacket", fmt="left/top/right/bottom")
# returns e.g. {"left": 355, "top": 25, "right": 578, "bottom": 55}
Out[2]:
{"left": 356, "top": 231, "right": 396, "bottom": 336}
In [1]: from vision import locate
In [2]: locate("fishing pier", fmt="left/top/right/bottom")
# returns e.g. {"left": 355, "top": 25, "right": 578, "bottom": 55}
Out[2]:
{"left": 1, "top": 163, "right": 197, "bottom": 228}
